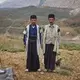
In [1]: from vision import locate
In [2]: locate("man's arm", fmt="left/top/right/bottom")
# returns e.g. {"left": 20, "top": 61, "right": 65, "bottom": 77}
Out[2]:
{"left": 23, "top": 29, "right": 27, "bottom": 46}
{"left": 53, "top": 25, "right": 61, "bottom": 53}
{"left": 39, "top": 27, "right": 42, "bottom": 45}
{"left": 43, "top": 25, "right": 47, "bottom": 54}
{"left": 57, "top": 28, "right": 61, "bottom": 45}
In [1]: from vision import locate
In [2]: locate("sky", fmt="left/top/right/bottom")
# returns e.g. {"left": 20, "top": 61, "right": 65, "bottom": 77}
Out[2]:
{"left": 0, "top": 0, "right": 7, "bottom": 4}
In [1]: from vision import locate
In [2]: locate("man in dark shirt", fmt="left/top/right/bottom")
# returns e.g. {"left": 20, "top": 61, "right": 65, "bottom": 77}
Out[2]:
{"left": 23, "top": 15, "right": 41, "bottom": 72}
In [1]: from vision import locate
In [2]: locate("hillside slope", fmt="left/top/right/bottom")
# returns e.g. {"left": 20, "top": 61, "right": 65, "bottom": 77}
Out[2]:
{"left": 43, "top": 0, "right": 80, "bottom": 8}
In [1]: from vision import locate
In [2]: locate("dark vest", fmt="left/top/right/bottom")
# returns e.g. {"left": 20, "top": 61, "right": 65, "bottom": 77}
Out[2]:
{"left": 29, "top": 25, "right": 37, "bottom": 40}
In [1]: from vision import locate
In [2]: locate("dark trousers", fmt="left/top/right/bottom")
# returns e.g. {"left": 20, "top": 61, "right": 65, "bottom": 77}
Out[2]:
{"left": 44, "top": 44, "right": 56, "bottom": 70}
{"left": 26, "top": 39, "right": 40, "bottom": 71}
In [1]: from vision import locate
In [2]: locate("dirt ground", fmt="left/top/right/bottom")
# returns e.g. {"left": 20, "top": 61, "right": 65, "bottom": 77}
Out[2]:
{"left": 0, "top": 49, "right": 80, "bottom": 80}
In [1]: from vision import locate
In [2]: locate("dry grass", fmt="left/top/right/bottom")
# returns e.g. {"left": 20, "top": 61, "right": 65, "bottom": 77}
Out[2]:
{"left": 60, "top": 43, "right": 80, "bottom": 50}
{"left": 0, "top": 35, "right": 80, "bottom": 80}
{"left": 0, "top": 50, "right": 80, "bottom": 80}
{"left": 56, "top": 20, "right": 80, "bottom": 36}
{"left": 61, "top": 27, "right": 77, "bottom": 36}
{"left": 0, "top": 35, "right": 24, "bottom": 52}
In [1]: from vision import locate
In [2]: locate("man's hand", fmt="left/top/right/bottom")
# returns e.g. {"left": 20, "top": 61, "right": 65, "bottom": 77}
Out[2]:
{"left": 43, "top": 53, "right": 45, "bottom": 56}
{"left": 24, "top": 45, "right": 26, "bottom": 48}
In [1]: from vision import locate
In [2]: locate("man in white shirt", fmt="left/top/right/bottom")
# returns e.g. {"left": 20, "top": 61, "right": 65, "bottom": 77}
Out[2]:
{"left": 43, "top": 14, "right": 60, "bottom": 72}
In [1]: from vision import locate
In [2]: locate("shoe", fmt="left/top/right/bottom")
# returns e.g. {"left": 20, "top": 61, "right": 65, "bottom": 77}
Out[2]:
{"left": 25, "top": 69, "right": 29, "bottom": 72}
{"left": 37, "top": 69, "right": 41, "bottom": 72}
{"left": 53, "top": 70, "right": 56, "bottom": 73}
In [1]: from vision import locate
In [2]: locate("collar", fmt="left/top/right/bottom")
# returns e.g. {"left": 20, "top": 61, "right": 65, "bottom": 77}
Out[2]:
{"left": 49, "top": 24, "right": 55, "bottom": 28}
{"left": 30, "top": 24, "right": 36, "bottom": 28}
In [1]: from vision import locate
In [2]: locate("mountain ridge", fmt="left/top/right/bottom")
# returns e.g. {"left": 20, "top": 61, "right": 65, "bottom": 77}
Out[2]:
{"left": 0, "top": 0, "right": 80, "bottom": 9}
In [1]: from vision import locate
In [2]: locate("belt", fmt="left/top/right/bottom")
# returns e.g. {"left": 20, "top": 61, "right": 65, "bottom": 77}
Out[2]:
{"left": 29, "top": 36, "right": 37, "bottom": 40}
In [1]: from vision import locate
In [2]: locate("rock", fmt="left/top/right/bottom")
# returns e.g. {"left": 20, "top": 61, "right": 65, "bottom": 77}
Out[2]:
{"left": 69, "top": 8, "right": 80, "bottom": 16}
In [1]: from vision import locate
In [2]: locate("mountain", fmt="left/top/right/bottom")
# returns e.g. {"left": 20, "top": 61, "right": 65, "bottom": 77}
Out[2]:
{"left": 0, "top": 6, "right": 80, "bottom": 35}
{"left": 0, "top": 6, "right": 71, "bottom": 35}
{"left": 0, "top": 6, "right": 71, "bottom": 28}
{"left": 1, "top": 6, "right": 71, "bottom": 19}
{"left": 42, "top": 0, "right": 80, "bottom": 8}
{"left": 0, "top": 0, "right": 80, "bottom": 9}
{"left": 0, "top": 0, "right": 40, "bottom": 8}
{"left": 69, "top": 8, "right": 80, "bottom": 16}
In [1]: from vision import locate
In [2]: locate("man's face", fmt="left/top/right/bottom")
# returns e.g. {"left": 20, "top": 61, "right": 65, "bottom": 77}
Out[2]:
{"left": 48, "top": 18, "right": 55, "bottom": 25}
{"left": 30, "top": 19, "right": 37, "bottom": 25}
